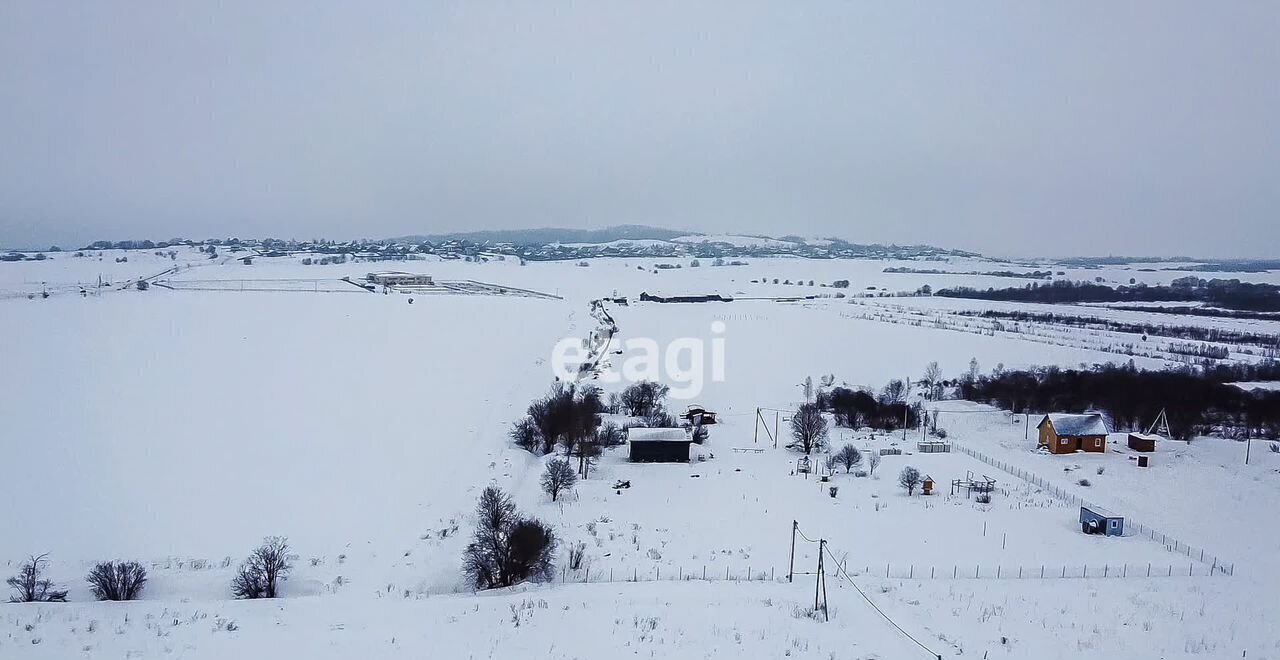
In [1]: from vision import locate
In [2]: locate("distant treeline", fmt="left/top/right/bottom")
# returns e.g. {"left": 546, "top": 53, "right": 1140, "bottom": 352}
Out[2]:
{"left": 957, "top": 363, "right": 1280, "bottom": 441}
{"left": 936, "top": 278, "right": 1280, "bottom": 312}
{"left": 953, "top": 310, "right": 1280, "bottom": 350}
{"left": 816, "top": 387, "right": 920, "bottom": 431}
{"left": 1103, "top": 305, "right": 1280, "bottom": 322}
{"left": 1161, "top": 261, "right": 1280, "bottom": 274}
{"left": 883, "top": 267, "right": 1052, "bottom": 279}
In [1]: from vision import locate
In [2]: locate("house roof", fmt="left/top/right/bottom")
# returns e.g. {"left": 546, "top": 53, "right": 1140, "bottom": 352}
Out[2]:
{"left": 627, "top": 427, "right": 690, "bottom": 442}
{"left": 1039, "top": 413, "right": 1108, "bottom": 436}
{"left": 1081, "top": 504, "right": 1122, "bottom": 519}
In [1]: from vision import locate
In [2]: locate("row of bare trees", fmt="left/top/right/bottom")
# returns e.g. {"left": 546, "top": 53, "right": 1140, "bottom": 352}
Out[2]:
{"left": 7, "top": 538, "right": 291, "bottom": 603}
{"left": 7, "top": 555, "right": 145, "bottom": 603}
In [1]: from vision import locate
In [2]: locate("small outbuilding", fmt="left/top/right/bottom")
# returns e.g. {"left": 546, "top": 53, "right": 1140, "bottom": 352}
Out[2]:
{"left": 1037, "top": 413, "right": 1109, "bottom": 454}
{"left": 627, "top": 427, "right": 693, "bottom": 463}
{"left": 366, "top": 271, "right": 434, "bottom": 287}
{"left": 1079, "top": 505, "right": 1124, "bottom": 536}
{"left": 1127, "top": 432, "right": 1160, "bottom": 453}
{"left": 682, "top": 405, "right": 717, "bottom": 425}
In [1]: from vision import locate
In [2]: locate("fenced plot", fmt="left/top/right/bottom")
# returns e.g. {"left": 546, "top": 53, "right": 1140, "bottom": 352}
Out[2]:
{"left": 952, "top": 443, "right": 1235, "bottom": 575}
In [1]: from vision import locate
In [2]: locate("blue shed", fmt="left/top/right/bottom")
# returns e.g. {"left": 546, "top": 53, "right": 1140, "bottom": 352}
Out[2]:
{"left": 1079, "top": 505, "right": 1124, "bottom": 536}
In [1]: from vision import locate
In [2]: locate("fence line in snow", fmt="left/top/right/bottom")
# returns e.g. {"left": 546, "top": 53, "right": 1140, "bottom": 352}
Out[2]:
{"left": 554, "top": 564, "right": 781, "bottom": 584}
{"left": 951, "top": 442, "right": 1235, "bottom": 576}
{"left": 550, "top": 559, "right": 1222, "bottom": 586}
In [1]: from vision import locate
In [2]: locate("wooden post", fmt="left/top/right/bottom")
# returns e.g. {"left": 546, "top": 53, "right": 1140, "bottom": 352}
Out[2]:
{"left": 788, "top": 521, "right": 797, "bottom": 583}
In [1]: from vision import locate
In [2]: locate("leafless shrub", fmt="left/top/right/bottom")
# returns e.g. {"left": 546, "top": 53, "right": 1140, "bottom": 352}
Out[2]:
{"left": 464, "top": 486, "right": 556, "bottom": 590}
{"left": 7, "top": 554, "right": 68, "bottom": 603}
{"left": 568, "top": 542, "right": 586, "bottom": 570}
{"left": 510, "top": 418, "right": 540, "bottom": 453}
{"left": 86, "top": 561, "right": 147, "bottom": 601}
{"left": 232, "top": 537, "right": 291, "bottom": 599}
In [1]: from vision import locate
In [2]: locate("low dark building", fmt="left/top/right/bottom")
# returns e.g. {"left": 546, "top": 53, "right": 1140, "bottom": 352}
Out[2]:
{"left": 639, "top": 292, "right": 732, "bottom": 303}
{"left": 627, "top": 428, "right": 693, "bottom": 463}
{"left": 1127, "top": 432, "right": 1159, "bottom": 452}
{"left": 1079, "top": 505, "right": 1124, "bottom": 536}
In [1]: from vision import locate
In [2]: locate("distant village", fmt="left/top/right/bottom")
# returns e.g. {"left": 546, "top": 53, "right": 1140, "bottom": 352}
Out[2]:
{"left": 3, "top": 234, "right": 977, "bottom": 264}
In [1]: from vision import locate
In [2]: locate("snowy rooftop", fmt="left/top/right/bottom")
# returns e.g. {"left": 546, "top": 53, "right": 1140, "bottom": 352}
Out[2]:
{"left": 1041, "top": 413, "right": 1109, "bottom": 436}
{"left": 1081, "top": 504, "right": 1123, "bottom": 519}
{"left": 627, "top": 427, "right": 690, "bottom": 442}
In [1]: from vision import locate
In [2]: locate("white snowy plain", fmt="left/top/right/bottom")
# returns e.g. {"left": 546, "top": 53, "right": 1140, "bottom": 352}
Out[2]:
{"left": 1, "top": 248, "right": 1278, "bottom": 659}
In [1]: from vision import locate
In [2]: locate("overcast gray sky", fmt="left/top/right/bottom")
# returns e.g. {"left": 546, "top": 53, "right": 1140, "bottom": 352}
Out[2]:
{"left": 1, "top": 2, "right": 1277, "bottom": 256}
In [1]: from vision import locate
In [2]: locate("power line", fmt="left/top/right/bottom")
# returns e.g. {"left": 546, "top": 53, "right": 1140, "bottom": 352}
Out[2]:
{"left": 794, "top": 522, "right": 941, "bottom": 659}
{"left": 823, "top": 543, "right": 942, "bottom": 660}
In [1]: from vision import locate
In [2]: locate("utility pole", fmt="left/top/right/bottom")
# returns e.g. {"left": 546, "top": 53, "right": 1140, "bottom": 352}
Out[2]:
{"left": 774, "top": 411, "right": 780, "bottom": 450}
{"left": 815, "top": 539, "right": 828, "bottom": 621}
{"left": 1245, "top": 435, "right": 1252, "bottom": 465}
{"left": 788, "top": 521, "right": 797, "bottom": 583}
{"left": 754, "top": 408, "right": 760, "bottom": 444}
{"left": 902, "top": 377, "right": 910, "bottom": 442}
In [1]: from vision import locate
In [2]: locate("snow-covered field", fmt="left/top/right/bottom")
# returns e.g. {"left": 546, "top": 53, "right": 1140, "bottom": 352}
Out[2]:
{"left": 2, "top": 249, "right": 1278, "bottom": 658}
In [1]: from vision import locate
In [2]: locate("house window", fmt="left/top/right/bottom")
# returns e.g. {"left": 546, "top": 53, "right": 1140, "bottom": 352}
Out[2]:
{"left": 1110, "top": 520, "right": 1118, "bottom": 529}
{"left": 1060, "top": 438, "right": 1069, "bottom": 445}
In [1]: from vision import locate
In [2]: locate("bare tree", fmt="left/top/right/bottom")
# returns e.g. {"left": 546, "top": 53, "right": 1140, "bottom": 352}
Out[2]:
{"left": 86, "top": 561, "right": 147, "bottom": 601}
{"left": 880, "top": 379, "right": 905, "bottom": 404}
{"left": 6, "top": 554, "right": 68, "bottom": 603}
{"left": 899, "top": 466, "right": 922, "bottom": 495}
{"left": 787, "top": 403, "right": 829, "bottom": 454}
{"left": 464, "top": 486, "right": 556, "bottom": 590}
{"left": 510, "top": 418, "right": 540, "bottom": 453}
{"left": 620, "top": 381, "right": 670, "bottom": 417}
{"left": 232, "top": 537, "right": 292, "bottom": 599}
{"left": 868, "top": 453, "right": 882, "bottom": 476}
{"left": 540, "top": 458, "right": 578, "bottom": 502}
{"left": 921, "top": 362, "right": 943, "bottom": 400}
{"left": 835, "top": 444, "right": 863, "bottom": 473}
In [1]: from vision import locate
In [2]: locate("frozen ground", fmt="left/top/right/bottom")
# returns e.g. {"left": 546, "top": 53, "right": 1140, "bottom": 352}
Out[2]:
{"left": 2, "top": 251, "right": 1278, "bottom": 658}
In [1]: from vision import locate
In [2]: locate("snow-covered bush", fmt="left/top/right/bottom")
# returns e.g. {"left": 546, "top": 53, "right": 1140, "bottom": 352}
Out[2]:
{"left": 1077, "top": 478, "right": 1092, "bottom": 487}
{"left": 86, "top": 560, "right": 146, "bottom": 601}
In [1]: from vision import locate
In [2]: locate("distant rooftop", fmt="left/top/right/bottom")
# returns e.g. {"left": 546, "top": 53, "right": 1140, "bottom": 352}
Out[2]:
{"left": 1041, "top": 413, "right": 1108, "bottom": 436}
{"left": 627, "top": 427, "right": 690, "bottom": 442}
